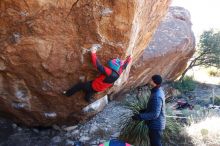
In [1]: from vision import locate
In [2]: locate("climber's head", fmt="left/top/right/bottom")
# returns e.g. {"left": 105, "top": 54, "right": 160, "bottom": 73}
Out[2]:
{"left": 108, "top": 58, "right": 121, "bottom": 72}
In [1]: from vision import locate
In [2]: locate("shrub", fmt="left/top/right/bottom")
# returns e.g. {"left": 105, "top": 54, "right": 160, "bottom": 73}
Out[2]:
{"left": 208, "top": 70, "right": 218, "bottom": 76}
{"left": 164, "top": 106, "right": 193, "bottom": 145}
{"left": 119, "top": 89, "right": 192, "bottom": 145}
{"left": 185, "top": 117, "right": 220, "bottom": 145}
{"left": 185, "top": 108, "right": 220, "bottom": 146}
{"left": 208, "top": 68, "right": 220, "bottom": 77}
{"left": 172, "top": 76, "right": 196, "bottom": 93}
{"left": 119, "top": 90, "right": 150, "bottom": 146}
{"left": 120, "top": 119, "right": 149, "bottom": 146}
{"left": 163, "top": 118, "right": 194, "bottom": 146}
{"left": 214, "top": 96, "right": 220, "bottom": 105}
{"left": 163, "top": 118, "right": 181, "bottom": 145}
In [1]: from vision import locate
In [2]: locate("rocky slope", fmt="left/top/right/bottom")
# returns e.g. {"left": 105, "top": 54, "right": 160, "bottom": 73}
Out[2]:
{"left": 0, "top": 0, "right": 171, "bottom": 126}
{"left": 0, "top": 92, "right": 135, "bottom": 146}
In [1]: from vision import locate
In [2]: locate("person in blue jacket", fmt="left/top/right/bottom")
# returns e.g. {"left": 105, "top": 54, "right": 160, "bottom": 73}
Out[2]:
{"left": 132, "top": 75, "right": 166, "bottom": 146}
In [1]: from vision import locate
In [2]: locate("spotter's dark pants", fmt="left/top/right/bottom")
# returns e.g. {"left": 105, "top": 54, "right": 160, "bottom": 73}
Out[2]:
{"left": 149, "top": 129, "right": 163, "bottom": 146}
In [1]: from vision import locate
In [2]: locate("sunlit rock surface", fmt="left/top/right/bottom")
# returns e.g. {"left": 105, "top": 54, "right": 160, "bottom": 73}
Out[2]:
{"left": 0, "top": 0, "right": 171, "bottom": 126}
{"left": 122, "top": 6, "right": 195, "bottom": 91}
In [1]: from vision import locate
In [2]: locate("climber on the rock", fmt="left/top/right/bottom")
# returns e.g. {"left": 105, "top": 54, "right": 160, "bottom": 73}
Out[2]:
{"left": 62, "top": 45, "right": 132, "bottom": 103}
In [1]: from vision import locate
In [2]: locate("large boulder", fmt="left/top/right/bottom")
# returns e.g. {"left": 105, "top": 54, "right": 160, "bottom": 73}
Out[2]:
{"left": 0, "top": 0, "right": 171, "bottom": 126}
{"left": 120, "top": 6, "right": 195, "bottom": 91}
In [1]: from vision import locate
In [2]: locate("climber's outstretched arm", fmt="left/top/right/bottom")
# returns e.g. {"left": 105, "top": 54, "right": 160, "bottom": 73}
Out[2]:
{"left": 91, "top": 49, "right": 112, "bottom": 76}
{"left": 118, "top": 55, "right": 132, "bottom": 74}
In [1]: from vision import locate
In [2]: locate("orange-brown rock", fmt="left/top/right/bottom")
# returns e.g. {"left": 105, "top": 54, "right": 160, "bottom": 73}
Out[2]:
{"left": 124, "top": 7, "right": 195, "bottom": 90}
{"left": 0, "top": 0, "right": 171, "bottom": 126}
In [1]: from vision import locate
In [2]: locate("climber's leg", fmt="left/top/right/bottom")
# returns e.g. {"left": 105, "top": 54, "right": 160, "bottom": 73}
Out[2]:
{"left": 83, "top": 81, "right": 97, "bottom": 102}
{"left": 63, "top": 82, "right": 85, "bottom": 97}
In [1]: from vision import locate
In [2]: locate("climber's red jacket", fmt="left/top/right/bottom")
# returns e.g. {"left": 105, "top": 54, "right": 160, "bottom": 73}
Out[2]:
{"left": 91, "top": 52, "right": 131, "bottom": 92}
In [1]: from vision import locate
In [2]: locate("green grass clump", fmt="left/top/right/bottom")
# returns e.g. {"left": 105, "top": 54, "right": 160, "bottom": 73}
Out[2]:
{"left": 120, "top": 88, "right": 191, "bottom": 146}
{"left": 119, "top": 90, "right": 150, "bottom": 146}
{"left": 214, "top": 96, "right": 220, "bottom": 105}
{"left": 172, "top": 76, "right": 196, "bottom": 93}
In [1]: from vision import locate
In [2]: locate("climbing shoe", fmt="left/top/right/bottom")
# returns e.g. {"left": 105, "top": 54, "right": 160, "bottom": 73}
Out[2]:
{"left": 62, "top": 91, "right": 67, "bottom": 96}
{"left": 84, "top": 97, "right": 96, "bottom": 103}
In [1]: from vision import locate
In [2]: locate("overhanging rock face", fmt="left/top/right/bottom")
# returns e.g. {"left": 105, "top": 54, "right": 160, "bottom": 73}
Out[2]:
{"left": 123, "top": 6, "right": 195, "bottom": 91}
{"left": 0, "top": 0, "right": 171, "bottom": 126}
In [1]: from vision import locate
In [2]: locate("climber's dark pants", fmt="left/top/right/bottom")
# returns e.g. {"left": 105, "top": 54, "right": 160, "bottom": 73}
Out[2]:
{"left": 65, "top": 81, "right": 96, "bottom": 102}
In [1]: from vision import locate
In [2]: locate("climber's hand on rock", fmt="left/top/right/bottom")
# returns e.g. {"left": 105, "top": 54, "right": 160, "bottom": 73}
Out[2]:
{"left": 125, "top": 55, "right": 132, "bottom": 63}
{"left": 127, "top": 55, "right": 131, "bottom": 60}
{"left": 91, "top": 46, "right": 97, "bottom": 53}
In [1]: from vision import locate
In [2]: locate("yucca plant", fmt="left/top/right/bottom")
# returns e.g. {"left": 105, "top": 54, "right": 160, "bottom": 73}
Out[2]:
{"left": 163, "top": 118, "right": 181, "bottom": 145}
{"left": 119, "top": 87, "right": 193, "bottom": 146}
{"left": 163, "top": 105, "right": 193, "bottom": 146}
{"left": 119, "top": 88, "right": 151, "bottom": 146}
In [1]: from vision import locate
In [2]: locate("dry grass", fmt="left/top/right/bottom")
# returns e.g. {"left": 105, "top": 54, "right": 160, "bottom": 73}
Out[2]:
{"left": 185, "top": 117, "right": 220, "bottom": 146}
{"left": 187, "top": 67, "right": 220, "bottom": 85}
